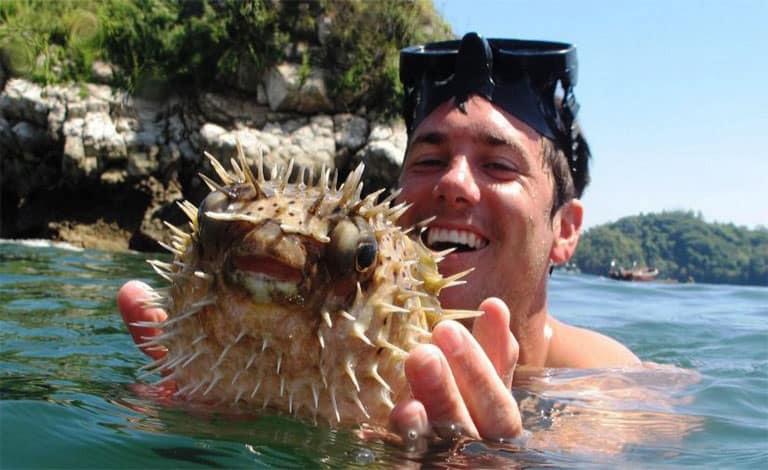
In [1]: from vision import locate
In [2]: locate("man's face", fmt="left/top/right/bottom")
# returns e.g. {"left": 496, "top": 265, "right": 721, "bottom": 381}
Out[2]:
{"left": 398, "top": 96, "right": 561, "bottom": 312}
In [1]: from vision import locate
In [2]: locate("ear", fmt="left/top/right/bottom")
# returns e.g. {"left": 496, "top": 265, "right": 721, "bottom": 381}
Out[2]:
{"left": 550, "top": 199, "right": 583, "bottom": 265}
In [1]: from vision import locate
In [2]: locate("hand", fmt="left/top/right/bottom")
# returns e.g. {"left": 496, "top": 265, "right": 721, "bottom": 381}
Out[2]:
{"left": 390, "top": 298, "right": 523, "bottom": 441}
{"left": 117, "top": 280, "right": 167, "bottom": 360}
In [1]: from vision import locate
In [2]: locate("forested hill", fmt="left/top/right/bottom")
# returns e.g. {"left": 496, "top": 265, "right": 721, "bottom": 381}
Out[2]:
{"left": 572, "top": 211, "right": 767, "bottom": 286}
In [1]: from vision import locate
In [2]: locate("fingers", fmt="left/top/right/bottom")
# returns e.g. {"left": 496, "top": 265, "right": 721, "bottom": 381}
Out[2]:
{"left": 117, "top": 280, "right": 167, "bottom": 360}
{"left": 472, "top": 297, "right": 519, "bottom": 388}
{"left": 404, "top": 343, "right": 480, "bottom": 439}
{"left": 432, "top": 320, "right": 523, "bottom": 440}
{"left": 389, "top": 399, "right": 431, "bottom": 439}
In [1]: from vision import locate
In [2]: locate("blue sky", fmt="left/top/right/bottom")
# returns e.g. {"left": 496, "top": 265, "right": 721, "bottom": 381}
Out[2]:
{"left": 434, "top": 0, "right": 767, "bottom": 229}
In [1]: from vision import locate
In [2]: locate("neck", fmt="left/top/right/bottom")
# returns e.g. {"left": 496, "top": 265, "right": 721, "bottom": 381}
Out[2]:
{"left": 506, "top": 281, "right": 552, "bottom": 367}
{"left": 513, "top": 311, "right": 551, "bottom": 367}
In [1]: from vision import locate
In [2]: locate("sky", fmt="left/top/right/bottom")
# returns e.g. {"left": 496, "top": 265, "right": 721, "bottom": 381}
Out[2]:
{"left": 433, "top": 0, "right": 767, "bottom": 229}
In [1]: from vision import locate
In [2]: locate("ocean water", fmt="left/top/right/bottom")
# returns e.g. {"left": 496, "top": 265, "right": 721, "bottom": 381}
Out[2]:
{"left": 0, "top": 240, "right": 766, "bottom": 468}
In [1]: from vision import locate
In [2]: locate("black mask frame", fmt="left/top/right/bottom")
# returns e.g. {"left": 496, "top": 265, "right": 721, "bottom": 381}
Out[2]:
{"left": 400, "top": 32, "right": 590, "bottom": 197}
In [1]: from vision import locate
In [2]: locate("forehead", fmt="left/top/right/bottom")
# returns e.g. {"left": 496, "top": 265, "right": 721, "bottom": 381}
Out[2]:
{"left": 408, "top": 96, "right": 541, "bottom": 153}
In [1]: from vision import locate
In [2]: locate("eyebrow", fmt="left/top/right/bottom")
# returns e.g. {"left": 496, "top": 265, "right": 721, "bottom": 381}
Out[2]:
{"left": 409, "top": 131, "right": 447, "bottom": 147}
{"left": 409, "top": 128, "right": 528, "bottom": 158}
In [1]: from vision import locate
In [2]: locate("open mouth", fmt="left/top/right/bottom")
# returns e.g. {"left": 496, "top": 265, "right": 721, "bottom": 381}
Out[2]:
{"left": 233, "top": 254, "right": 303, "bottom": 300}
{"left": 423, "top": 227, "right": 488, "bottom": 253}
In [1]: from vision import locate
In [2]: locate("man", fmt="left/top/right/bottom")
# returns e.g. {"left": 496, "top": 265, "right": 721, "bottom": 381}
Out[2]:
{"left": 118, "top": 32, "right": 639, "bottom": 443}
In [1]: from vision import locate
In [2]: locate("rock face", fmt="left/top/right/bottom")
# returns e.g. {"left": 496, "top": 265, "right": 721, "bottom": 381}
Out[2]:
{"left": 0, "top": 74, "right": 408, "bottom": 251}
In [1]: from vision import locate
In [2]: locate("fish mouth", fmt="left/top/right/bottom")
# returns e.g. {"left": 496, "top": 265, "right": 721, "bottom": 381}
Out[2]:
{"left": 232, "top": 254, "right": 304, "bottom": 302}
{"left": 422, "top": 226, "right": 489, "bottom": 253}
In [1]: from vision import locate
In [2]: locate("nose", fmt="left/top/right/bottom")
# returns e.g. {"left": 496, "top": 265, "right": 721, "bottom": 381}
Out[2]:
{"left": 433, "top": 156, "right": 480, "bottom": 208}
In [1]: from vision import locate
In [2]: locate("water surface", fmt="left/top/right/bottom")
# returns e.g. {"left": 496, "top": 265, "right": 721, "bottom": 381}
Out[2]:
{"left": 1, "top": 241, "right": 766, "bottom": 468}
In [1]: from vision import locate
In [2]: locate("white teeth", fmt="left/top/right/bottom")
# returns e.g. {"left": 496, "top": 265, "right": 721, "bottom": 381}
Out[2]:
{"left": 241, "top": 276, "right": 298, "bottom": 301}
{"left": 426, "top": 227, "right": 488, "bottom": 250}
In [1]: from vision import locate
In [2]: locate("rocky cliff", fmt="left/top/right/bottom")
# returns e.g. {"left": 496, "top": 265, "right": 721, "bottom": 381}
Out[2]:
{"left": 0, "top": 68, "right": 407, "bottom": 252}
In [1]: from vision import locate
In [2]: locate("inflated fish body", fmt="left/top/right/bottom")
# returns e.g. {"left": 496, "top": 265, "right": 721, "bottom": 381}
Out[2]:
{"left": 139, "top": 147, "right": 474, "bottom": 426}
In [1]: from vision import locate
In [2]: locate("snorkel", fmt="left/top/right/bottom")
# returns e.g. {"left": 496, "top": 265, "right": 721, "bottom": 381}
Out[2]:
{"left": 400, "top": 32, "right": 591, "bottom": 198}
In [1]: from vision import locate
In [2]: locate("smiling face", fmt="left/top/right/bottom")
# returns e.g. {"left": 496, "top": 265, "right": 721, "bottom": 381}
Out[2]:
{"left": 398, "top": 96, "right": 581, "bottom": 316}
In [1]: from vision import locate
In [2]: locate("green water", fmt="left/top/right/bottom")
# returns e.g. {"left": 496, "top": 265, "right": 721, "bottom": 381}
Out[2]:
{"left": 1, "top": 241, "right": 766, "bottom": 468}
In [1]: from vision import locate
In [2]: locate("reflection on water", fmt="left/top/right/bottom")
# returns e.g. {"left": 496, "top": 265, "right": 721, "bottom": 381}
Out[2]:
{"left": 1, "top": 241, "right": 766, "bottom": 468}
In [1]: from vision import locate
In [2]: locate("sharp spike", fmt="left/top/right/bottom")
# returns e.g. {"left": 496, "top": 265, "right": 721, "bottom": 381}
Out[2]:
{"left": 440, "top": 309, "right": 484, "bottom": 322}
{"left": 311, "top": 384, "right": 319, "bottom": 411}
{"left": 405, "top": 323, "right": 432, "bottom": 337}
{"left": 204, "top": 151, "right": 234, "bottom": 185}
{"left": 174, "top": 382, "right": 194, "bottom": 398}
{"left": 352, "top": 324, "right": 374, "bottom": 346}
{"left": 190, "top": 379, "right": 207, "bottom": 396}
{"left": 245, "top": 351, "right": 258, "bottom": 369}
{"left": 340, "top": 310, "right": 355, "bottom": 321}
{"left": 381, "top": 389, "right": 395, "bottom": 410}
{"left": 417, "top": 215, "right": 437, "bottom": 228}
{"left": 138, "top": 356, "right": 168, "bottom": 372}
{"left": 229, "top": 157, "right": 246, "bottom": 183}
{"left": 370, "top": 363, "right": 391, "bottom": 392}
{"left": 308, "top": 193, "right": 325, "bottom": 214}
{"left": 198, "top": 172, "right": 226, "bottom": 193}
{"left": 279, "top": 376, "right": 285, "bottom": 397}
{"left": 377, "top": 302, "right": 410, "bottom": 314}
{"left": 213, "top": 342, "right": 234, "bottom": 369}
{"left": 353, "top": 393, "right": 370, "bottom": 419}
{"left": 157, "top": 240, "right": 182, "bottom": 256}
{"left": 250, "top": 379, "right": 263, "bottom": 398}
{"left": 181, "top": 350, "right": 203, "bottom": 368}
{"left": 204, "top": 211, "right": 261, "bottom": 223}
{"left": 202, "top": 373, "right": 221, "bottom": 396}
{"left": 319, "top": 165, "right": 329, "bottom": 190}
{"left": 298, "top": 165, "right": 307, "bottom": 187}
{"left": 256, "top": 148, "right": 266, "bottom": 183}
{"left": 381, "top": 188, "right": 403, "bottom": 206}
{"left": 331, "top": 169, "right": 338, "bottom": 190}
{"left": 438, "top": 268, "right": 475, "bottom": 288}
{"left": 234, "top": 387, "right": 245, "bottom": 404}
{"left": 194, "top": 270, "right": 213, "bottom": 281}
{"left": 321, "top": 311, "right": 333, "bottom": 328}
{"left": 283, "top": 159, "right": 295, "bottom": 184}
{"left": 376, "top": 333, "right": 408, "bottom": 357}
{"left": 330, "top": 386, "right": 341, "bottom": 423}
{"left": 236, "top": 140, "right": 258, "bottom": 188}
{"left": 130, "top": 320, "right": 164, "bottom": 329}
{"left": 177, "top": 200, "right": 199, "bottom": 225}
{"left": 344, "top": 359, "right": 360, "bottom": 392}
{"left": 154, "top": 371, "right": 178, "bottom": 386}
{"left": 317, "top": 329, "right": 325, "bottom": 349}
{"left": 276, "top": 353, "right": 282, "bottom": 375}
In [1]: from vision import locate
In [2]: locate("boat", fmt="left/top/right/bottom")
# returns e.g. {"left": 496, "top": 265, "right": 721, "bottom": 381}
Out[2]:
{"left": 609, "top": 260, "right": 659, "bottom": 282}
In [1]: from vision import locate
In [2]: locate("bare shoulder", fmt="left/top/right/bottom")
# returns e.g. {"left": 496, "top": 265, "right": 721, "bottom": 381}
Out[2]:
{"left": 546, "top": 318, "right": 641, "bottom": 368}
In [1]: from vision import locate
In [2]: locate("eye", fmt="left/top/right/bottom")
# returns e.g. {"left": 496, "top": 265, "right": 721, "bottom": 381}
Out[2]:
{"left": 483, "top": 159, "right": 520, "bottom": 179}
{"left": 355, "top": 241, "right": 378, "bottom": 272}
{"left": 197, "top": 190, "right": 232, "bottom": 246}
{"left": 414, "top": 157, "right": 445, "bottom": 167}
{"left": 327, "top": 218, "right": 377, "bottom": 277}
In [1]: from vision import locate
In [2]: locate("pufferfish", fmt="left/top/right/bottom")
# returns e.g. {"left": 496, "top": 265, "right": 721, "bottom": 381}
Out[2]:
{"left": 136, "top": 144, "right": 478, "bottom": 427}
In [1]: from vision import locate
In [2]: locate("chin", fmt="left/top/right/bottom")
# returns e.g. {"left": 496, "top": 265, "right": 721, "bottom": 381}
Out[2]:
{"left": 438, "top": 280, "right": 478, "bottom": 311}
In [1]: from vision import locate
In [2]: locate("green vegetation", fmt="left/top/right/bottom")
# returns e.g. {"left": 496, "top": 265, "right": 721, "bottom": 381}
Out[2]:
{"left": 572, "top": 211, "right": 768, "bottom": 286}
{"left": 0, "top": 0, "right": 452, "bottom": 115}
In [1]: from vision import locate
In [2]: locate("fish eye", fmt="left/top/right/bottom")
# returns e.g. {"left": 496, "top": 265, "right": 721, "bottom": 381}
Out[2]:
{"left": 355, "top": 241, "right": 378, "bottom": 272}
